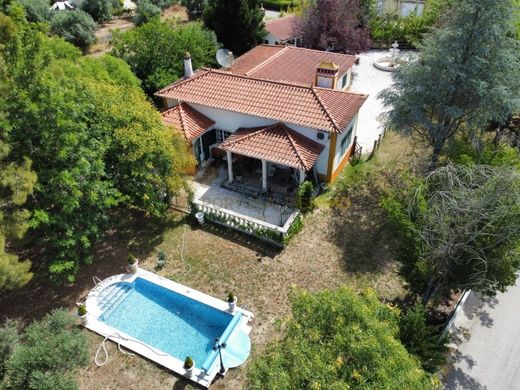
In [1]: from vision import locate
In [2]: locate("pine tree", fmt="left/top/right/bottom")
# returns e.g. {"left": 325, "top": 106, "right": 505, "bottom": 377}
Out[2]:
{"left": 203, "top": 0, "right": 265, "bottom": 56}
{"left": 380, "top": 0, "right": 520, "bottom": 167}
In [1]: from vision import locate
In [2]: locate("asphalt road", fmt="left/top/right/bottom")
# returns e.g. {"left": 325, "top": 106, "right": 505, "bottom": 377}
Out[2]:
{"left": 445, "top": 279, "right": 520, "bottom": 390}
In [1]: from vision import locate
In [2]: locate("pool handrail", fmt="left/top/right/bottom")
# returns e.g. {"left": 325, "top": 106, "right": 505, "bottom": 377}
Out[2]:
{"left": 201, "top": 311, "right": 243, "bottom": 373}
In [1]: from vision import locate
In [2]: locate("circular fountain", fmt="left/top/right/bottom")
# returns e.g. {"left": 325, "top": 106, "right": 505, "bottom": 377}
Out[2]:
{"left": 374, "top": 41, "right": 401, "bottom": 72}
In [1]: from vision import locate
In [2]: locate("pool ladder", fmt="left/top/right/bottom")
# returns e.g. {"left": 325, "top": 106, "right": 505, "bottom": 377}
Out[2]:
{"left": 98, "top": 284, "right": 133, "bottom": 319}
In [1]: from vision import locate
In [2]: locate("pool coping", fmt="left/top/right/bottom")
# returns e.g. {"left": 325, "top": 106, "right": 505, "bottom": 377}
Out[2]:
{"left": 83, "top": 269, "right": 254, "bottom": 388}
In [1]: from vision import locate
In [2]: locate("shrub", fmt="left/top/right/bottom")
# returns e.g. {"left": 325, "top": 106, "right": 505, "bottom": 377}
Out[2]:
{"left": 127, "top": 254, "right": 137, "bottom": 264}
{"left": 184, "top": 356, "right": 194, "bottom": 369}
{"left": 371, "top": 13, "right": 430, "bottom": 47}
{"left": 149, "top": 0, "right": 173, "bottom": 9}
{"left": 18, "top": 0, "right": 51, "bottom": 22}
{"left": 0, "top": 320, "right": 20, "bottom": 381}
{"left": 50, "top": 10, "right": 96, "bottom": 49}
{"left": 399, "top": 304, "right": 449, "bottom": 372}
{"left": 226, "top": 292, "right": 235, "bottom": 302}
{"left": 77, "top": 304, "right": 87, "bottom": 316}
{"left": 1, "top": 309, "right": 88, "bottom": 390}
{"left": 248, "top": 287, "right": 434, "bottom": 388}
{"left": 181, "top": 0, "right": 206, "bottom": 19}
{"left": 133, "top": 0, "right": 160, "bottom": 25}
{"left": 80, "top": 0, "right": 112, "bottom": 22}
{"left": 296, "top": 180, "right": 314, "bottom": 213}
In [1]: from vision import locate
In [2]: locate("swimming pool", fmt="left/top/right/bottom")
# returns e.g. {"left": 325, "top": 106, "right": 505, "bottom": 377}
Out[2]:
{"left": 84, "top": 271, "right": 253, "bottom": 387}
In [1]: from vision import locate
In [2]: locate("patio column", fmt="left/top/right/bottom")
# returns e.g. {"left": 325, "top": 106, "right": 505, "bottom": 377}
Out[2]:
{"left": 227, "top": 150, "right": 234, "bottom": 183}
{"left": 199, "top": 137, "right": 205, "bottom": 161}
{"left": 299, "top": 169, "right": 306, "bottom": 184}
{"left": 261, "top": 160, "right": 268, "bottom": 190}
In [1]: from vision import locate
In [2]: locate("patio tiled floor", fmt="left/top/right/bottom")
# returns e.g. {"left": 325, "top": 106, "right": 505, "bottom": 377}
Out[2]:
{"left": 191, "top": 166, "right": 293, "bottom": 227}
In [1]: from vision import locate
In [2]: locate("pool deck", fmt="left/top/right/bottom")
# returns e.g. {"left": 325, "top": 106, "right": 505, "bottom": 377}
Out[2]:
{"left": 83, "top": 269, "right": 254, "bottom": 388}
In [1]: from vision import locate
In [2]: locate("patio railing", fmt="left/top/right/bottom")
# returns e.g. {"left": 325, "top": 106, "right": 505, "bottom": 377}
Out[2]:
{"left": 191, "top": 199, "right": 301, "bottom": 247}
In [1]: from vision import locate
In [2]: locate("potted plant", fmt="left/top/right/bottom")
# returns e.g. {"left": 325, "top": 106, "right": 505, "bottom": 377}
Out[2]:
{"left": 128, "top": 254, "right": 139, "bottom": 274}
{"left": 77, "top": 304, "right": 88, "bottom": 325}
{"left": 227, "top": 292, "right": 237, "bottom": 312}
{"left": 184, "top": 356, "right": 195, "bottom": 377}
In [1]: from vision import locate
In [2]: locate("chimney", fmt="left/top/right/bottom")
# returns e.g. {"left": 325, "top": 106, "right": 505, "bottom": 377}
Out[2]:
{"left": 315, "top": 61, "right": 339, "bottom": 89}
{"left": 184, "top": 51, "right": 194, "bottom": 78}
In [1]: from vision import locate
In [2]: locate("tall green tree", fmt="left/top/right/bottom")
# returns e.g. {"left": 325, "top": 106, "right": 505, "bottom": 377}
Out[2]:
{"left": 111, "top": 20, "right": 218, "bottom": 95}
{"left": 248, "top": 287, "right": 434, "bottom": 389}
{"left": 0, "top": 309, "right": 88, "bottom": 389}
{"left": 203, "top": 0, "right": 265, "bottom": 56}
{"left": 1, "top": 15, "right": 191, "bottom": 281}
{"left": 0, "top": 12, "right": 36, "bottom": 290}
{"left": 380, "top": 0, "right": 520, "bottom": 167}
{"left": 0, "top": 142, "right": 36, "bottom": 290}
{"left": 383, "top": 164, "right": 520, "bottom": 304}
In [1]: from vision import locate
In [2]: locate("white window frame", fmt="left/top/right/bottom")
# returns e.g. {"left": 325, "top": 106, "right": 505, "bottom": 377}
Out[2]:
{"left": 339, "top": 127, "right": 353, "bottom": 157}
{"left": 216, "top": 129, "right": 232, "bottom": 144}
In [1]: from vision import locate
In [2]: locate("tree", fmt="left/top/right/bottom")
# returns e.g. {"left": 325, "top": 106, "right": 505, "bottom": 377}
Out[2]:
{"left": 50, "top": 10, "right": 97, "bottom": 49}
{"left": 380, "top": 0, "right": 520, "bottom": 167}
{"left": 295, "top": 0, "right": 371, "bottom": 54}
{"left": 18, "top": 0, "right": 52, "bottom": 22}
{"left": 383, "top": 164, "right": 520, "bottom": 304}
{"left": 0, "top": 309, "right": 88, "bottom": 389}
{"left": 111, "top": 20, "right": 218, "bottom": 94}
{"left": 1, "top": 16, "right": 191, "bottom": 280}
{"left": 181, "top": 0, "right": 206, "bottom": 20}
{"left": 133, "top": 0, "right": 160, "bottom": 25}
{"left": 0, "top": 142, "right": 36, "bottom": 290}
{"left": 203, "top": 0, "right": 265, "bottom": 56}
{"left": 248, "top": 287, "right": 434, "bottom": 389}
{"left": 80, "top": 0, "right": 112, "bottom": 22}
{"left": 399, "top": 304, "right": 449, "bottom": 373}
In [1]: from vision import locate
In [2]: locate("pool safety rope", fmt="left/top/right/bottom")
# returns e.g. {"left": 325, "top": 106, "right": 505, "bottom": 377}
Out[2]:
{"left": 94, "top": 333, "right": 168, "bottom": 367}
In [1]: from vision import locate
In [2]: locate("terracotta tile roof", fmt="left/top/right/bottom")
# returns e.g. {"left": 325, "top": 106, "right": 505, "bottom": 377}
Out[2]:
{"left": 162, "top": 103, "right": 215, "bottom": 142}
{"left": 265, "top": 15, "right": 299, "bottom": 42}
{"left": 156, "top": 69, "right": 367, "bottom": 133}
{"left": 231, "top": 45, "right": 357, "bottom": 85}
{"left": 219, "top": 123, "right": 325, "bottom": 170}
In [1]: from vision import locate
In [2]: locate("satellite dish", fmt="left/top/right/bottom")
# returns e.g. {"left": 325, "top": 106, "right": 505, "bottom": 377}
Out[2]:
{"left": 216, "top": 48, "right": 234, "bottom": 69}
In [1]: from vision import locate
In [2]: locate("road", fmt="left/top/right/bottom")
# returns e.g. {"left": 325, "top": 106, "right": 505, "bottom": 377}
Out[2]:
{"left": 445, "top": 280, "right": 520, "bottom": 390}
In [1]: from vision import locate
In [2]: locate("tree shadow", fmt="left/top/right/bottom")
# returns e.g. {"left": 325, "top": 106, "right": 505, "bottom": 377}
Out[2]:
{"left": 445, "top": 367, "right": 487, "bottom": 390}
{"left": 0, "top": 208, "right": 184, "bottom": 323}
{"left": 462, "top": 293, "right": 498, "bottom": 328}
{"left": 329, "top": 188, "right": 398, "bottom": 275}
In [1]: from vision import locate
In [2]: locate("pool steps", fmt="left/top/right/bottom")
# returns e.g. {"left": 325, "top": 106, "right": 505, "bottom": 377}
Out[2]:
{"left": 98, "top": 283, "right": 132, "bottom": 319}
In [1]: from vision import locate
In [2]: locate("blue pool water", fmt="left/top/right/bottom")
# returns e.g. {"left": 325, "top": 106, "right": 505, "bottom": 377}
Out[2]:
{"left": 99, "top": 278, "right": 236, "bottom": 368}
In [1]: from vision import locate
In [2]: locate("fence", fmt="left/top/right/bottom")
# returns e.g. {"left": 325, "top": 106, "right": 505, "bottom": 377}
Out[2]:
{"left": 191, "top": 199, "right": 301, "bottom": 247}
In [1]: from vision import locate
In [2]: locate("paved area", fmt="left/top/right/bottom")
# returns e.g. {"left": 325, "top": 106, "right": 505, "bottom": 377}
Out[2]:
{"left": 350, "top": 50, "right": 396, "bottom": 152}
{"left": 191, "top": 166, "right": 292, "bottom": 227}
{"left": 445, "top": 279, "right": 520, "bottom": 390}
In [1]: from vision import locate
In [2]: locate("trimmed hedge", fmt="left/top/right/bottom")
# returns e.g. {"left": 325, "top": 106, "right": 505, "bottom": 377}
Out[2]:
{"left": 262, "top": 0, "right": 299, "bottom": 11}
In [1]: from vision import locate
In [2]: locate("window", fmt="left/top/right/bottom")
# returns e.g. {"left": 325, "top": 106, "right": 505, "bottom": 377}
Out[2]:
{"left": 216, "top": 129, "right": 232, "bottom": 143}
{"left": 341, "top": 74, "right": 348, "bottom": 89}
{"left": 339, "top": 127, "right": 353, "bottom": 156}
{"left": 263, "top": 39, "right": 269, "bottom": 44}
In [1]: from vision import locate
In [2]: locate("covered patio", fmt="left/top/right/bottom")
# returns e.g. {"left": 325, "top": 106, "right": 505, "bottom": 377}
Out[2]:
{"left": 218, "top": 123, "right": 324, "bottom": 203}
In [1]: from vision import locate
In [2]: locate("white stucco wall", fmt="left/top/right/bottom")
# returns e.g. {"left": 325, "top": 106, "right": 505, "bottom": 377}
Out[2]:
{"left": 332, "top": 113, "right": 358, "bottom": 171}
{"left": 165, "top": 99, "right": 332, "bottom": 176}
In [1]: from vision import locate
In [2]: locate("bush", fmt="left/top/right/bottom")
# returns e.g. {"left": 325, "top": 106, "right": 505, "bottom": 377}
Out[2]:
{"left": 133, "top": 0, "right": 160, "bottom": 25}
{"left": 181, "top": 0, "right": 206, "bottom": 19}
{"left": 149, "top": 0, "right": 173, "bottom": 9}
{"left": 18, "top": 0, "right": 51, "bottom": 22}
{"left": 184, "top": 356, "right": 194, "bottom": 369}
{"left": 248, "top": 287, "right": 434, "bottom": 389}
{"left": 296, "top": 180, "right": 314, "bottom": 212}
{"left": 0, "top": 320, "right": 20, "bottom": 381}
{"left": 399, "top": 304, "right": 449, "bottom": 372}
{"left": 1, "top": 309, "right": 88, "bottom": 390}
{"left": 371, "top": 13, "right": 430, "bottom": 47}
{"left": 80, "top": 0, "right": 112, "bottom": 22}
{"left": 50, "top": 10, "right": 96, "bottom": 49}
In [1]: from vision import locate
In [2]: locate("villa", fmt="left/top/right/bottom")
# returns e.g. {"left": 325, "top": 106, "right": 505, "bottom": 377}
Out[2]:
{"left": 155, "top": 48, "right": 367, "bottom": 243}
{"left": 263, "top": 14, "right": 301, "bottom": 46}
